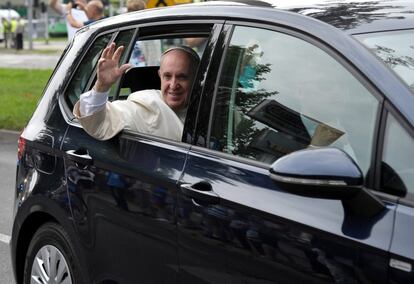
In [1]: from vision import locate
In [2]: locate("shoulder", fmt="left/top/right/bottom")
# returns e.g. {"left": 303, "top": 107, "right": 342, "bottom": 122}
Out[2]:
{"left": 127, "top": 90, "right": 162, "bottom": 103}
{"left": 71, "top": 8, "right": 88, "bottom": 20}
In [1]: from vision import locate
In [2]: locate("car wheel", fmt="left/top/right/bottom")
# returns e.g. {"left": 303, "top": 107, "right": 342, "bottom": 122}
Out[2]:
{"left": 23, "top": 222, "right": 84, "bottom": 284}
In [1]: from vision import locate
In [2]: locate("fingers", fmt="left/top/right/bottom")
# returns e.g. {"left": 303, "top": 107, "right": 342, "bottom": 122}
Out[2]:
{"left": 107, "top": 42, "right": 116, "bottom": 59}
{"left": 118, "top": 63, "right": 133, "bottom": 75}
{"left": 97, "top": 57, "right": 106, "bottom": 69}
{"left": 113, "top": 45, "right": 125, "bottom": 62}
{"left": 101, "top": 42, "right": 115, "bottom": 59}
{"left": 102, "top": 43, "right": 125, "bottom": 63}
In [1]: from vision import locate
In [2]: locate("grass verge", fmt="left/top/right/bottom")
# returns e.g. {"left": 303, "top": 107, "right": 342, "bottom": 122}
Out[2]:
{"left": 0, "top": 48, "right": 61, "bottom": 55}
{"left": 0, "top": 68, "right": 53, "bottom": 131}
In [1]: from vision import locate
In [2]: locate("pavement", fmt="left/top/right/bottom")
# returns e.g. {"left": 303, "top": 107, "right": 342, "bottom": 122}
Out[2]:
{"left": 0, "top": 39, "right": 67, "bottom": 69}
{"left": 0, "top": 129, "right": 19, "bottom": 140}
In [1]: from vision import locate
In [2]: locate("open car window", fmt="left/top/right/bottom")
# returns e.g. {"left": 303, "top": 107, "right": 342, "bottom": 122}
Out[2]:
{"left": 118, "top": 36, "right": 208, "bottom": 100}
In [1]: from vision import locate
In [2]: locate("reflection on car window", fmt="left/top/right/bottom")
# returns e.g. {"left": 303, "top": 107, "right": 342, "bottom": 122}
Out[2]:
{"left": 356, "top": 30, "right": 414, "bottom": 92}
{"left": 128, "top": 37, "right": 207, "bottom": 68}
{"left": 66, "top": 33, "right": 113, "bottom": 107}
{"left": 211, "top": 26, "right": 378, "bottom": 175}
{"left": 381, "top": 113, "right": 414, "bottom": 198}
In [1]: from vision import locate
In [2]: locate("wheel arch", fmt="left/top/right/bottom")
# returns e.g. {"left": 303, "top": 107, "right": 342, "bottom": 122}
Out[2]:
{"left": 14, "top": 212, "right": 57, "bottom": 284}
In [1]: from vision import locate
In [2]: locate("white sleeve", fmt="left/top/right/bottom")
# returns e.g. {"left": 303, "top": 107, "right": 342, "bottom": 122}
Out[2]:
{"left": 58, "top": 3, "right": 66, "bottom": 16}
{"left": 79, "top": 89, "right": 109, "bottom": 116}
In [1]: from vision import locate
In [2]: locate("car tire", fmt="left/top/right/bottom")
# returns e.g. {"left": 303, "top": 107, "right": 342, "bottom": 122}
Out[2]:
{"left": 23, "top": 222, "right": 85, "bottom": 284}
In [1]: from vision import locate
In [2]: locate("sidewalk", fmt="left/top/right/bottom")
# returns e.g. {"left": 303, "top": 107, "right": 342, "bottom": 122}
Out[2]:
{"left": 0, "top": 129, "right": 19, "bottom": 143}
{"left": 0, "top": 39, "right": 67, "bottom": 69}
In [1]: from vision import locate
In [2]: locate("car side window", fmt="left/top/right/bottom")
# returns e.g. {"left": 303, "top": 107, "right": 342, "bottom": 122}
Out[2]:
{"left": 65, "top": 33, "right": 113, "bottom": 108}
{"left": 381, "top": 113, "right": 414, "bottom": 198}
{"left": 211, "top": 26, "right": 379, "bottom": 176}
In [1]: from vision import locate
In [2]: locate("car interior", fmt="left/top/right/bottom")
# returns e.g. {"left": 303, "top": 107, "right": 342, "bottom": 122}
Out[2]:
{"left": 119, "top": 66, "right": 161, "bottom": 98}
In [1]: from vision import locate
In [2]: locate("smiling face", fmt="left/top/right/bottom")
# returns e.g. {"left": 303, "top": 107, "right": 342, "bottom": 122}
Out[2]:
{"left": 158, "top": 50, "right": 194, "bottom": 112}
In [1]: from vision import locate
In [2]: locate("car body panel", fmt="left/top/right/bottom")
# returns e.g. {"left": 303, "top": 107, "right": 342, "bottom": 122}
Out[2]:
{"left": 60, "top": 123, "right": 188, "bottom": 283}
{"left": 11, "top": 1, "right": 414, "bottom": 283}
{"left": 179, "top": 147, "right": 395, "bottom": 283}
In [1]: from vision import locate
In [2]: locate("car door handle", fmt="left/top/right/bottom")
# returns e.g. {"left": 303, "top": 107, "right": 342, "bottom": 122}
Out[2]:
{"left": 66, "top": 149, "right": 93, "bottom": 166}
{"left": 180, "top": 182, "right": 220, "bottom": 205}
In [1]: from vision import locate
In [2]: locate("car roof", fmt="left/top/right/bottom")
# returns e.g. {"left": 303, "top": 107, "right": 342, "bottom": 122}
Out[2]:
{"left": 248, "top": 0, "right": 414, "bottom": 34}
{"left": 93, "top": 0, "right": 414, "bottom": 35}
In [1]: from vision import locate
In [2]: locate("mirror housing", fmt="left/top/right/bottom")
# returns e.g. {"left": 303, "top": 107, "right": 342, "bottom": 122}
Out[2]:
{"left": 270, "top": 148, "right": 385, "bottom": 217}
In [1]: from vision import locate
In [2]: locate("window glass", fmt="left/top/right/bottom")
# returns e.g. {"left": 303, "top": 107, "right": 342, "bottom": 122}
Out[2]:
{"left": 211, "top": 26, "right": 379, "bottom": 175}
{"left": 355, "top": 30, "right": 414, "bottom": 92}
{"left": 381, "top": 114, "right": 414, "bottom": 197}
{"left": 66, "top": 33, "right": 113, "bottom": 107}
{"left": 129, "top": 37, "right": 207, "bottom": 68}
{"left": 108, "top": 29, "right": 136, "bottom": 101}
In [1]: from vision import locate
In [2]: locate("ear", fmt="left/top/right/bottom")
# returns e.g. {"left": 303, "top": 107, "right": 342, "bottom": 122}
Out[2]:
{"left": 158, "top": 69, "right": 161, "bottom": 79}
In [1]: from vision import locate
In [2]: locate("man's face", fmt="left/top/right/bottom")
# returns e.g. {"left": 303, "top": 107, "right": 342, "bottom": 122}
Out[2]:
{"left": 158, "top": 50, "right": 193, "bottom": 112}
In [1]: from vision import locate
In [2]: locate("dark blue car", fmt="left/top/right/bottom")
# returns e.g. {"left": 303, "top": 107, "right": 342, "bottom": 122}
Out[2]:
{"left": 11, "top": 0, "right": 414, "bottom": 283}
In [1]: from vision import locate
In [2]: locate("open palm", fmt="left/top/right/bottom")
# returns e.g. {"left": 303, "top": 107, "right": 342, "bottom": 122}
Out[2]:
{"left": 95, "top": 42, "right": 131, "bottom": 92}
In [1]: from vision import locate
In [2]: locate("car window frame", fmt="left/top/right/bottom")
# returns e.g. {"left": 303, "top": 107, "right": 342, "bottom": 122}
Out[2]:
{"left": 197, "top": 20, "right": 386, "bottom": 189}
{"left": 61, "top": 19, "right": 224, "bottom": 135}
{"left": 118, "top": 20, "right": 224, "bottom": 144}
{"left": 59, "top": 28, "right": 120, "bottom": 123}
{"left": 375, "top": 100, "right": 414, "bottom": 202}
{"left": 112, "top": 22, "right": 217, "bottom": 101}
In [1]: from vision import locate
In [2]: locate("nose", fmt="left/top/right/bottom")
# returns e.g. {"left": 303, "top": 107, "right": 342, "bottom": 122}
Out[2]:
{"left": 170, "top": 77, "right": 179, "bottom": 90}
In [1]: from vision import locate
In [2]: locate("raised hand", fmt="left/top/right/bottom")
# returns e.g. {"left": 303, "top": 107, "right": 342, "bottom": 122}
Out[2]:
{"left": 94, "top": 42, "right": 132, "bottom": 93}
{"left": 75, "top": 0, "right": 87, "bottom": 10}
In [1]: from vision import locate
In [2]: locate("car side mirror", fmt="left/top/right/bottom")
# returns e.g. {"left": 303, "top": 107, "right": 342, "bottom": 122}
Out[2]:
{"left": 269, "top": 148, "right": 385, "bottom": 217}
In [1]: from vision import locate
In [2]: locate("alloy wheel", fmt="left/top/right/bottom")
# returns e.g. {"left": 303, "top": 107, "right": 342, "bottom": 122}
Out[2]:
{"left": 30, "top": 245, "right": 72, "bottom": 284}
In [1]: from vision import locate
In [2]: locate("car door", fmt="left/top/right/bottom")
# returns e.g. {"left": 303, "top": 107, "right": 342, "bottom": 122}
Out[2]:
{"left": 378, "top": 104, "right": 414, "bottom": 283}
{"left": 61, "top": 21, "right": 224, "bottom": 283}
{"left": 178, "top": 23, "right": 395, "bottom": 283}
{"left": 62, "top": 28, "right": 182, "bottom": 283}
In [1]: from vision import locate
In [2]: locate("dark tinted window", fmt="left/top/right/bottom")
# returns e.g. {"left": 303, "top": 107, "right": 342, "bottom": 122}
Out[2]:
{"left": 66, "top": 33, "right": 113, "bottom": 107}
{"left": 381, "top": 113, "right": 414, "bottom": 198}
{"left": 108, "top": 29, "right": 136, "bottom": 101}
{"left": 211, "top": 26, "right": 379, "bottom": 175}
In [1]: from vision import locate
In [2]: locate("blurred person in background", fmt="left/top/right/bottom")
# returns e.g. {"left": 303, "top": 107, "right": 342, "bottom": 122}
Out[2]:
{"left": 127, "top": 0, "right": 147, "bottom": 12}
{"left": 66, "top": 0, "right": 105, "bottom": 28}
{"left": 49, "top": 0, "right": 88, "bottom": 40}
{"left": 14, "top": 17, "right": 24, "bottom": 50}
{"left": 9, "top": 16, "right": 17, "bottom": 48}
{"left": 2, "top": 16, "right": 10, "bottom": 48}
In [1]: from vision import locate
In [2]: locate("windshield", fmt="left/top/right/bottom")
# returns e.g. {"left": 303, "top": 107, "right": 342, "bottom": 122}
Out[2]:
{"left": 355, "top": 29, "right": 414, "bottom": 91}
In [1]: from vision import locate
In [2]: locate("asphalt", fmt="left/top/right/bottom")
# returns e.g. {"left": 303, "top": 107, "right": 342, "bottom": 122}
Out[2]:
{"left": 0, "top": 40, "right": 67, "bottom": 69}
{"left": 0, "top": 129, "right": 19, "bottom": 142}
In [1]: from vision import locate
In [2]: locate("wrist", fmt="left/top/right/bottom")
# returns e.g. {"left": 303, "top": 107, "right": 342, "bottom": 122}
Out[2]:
{"left": 93, "top": 82, "right": 110, "bottom": 93}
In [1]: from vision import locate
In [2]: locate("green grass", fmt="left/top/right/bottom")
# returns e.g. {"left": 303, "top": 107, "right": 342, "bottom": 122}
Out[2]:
{"left": 0, "top": 68, "right": 53, "bottom": 131}
{"left": 0, "top": 47, "right": 61, "bottom": 55}
{"left": 34, "top": 37, "right": 67, "bottom": 42}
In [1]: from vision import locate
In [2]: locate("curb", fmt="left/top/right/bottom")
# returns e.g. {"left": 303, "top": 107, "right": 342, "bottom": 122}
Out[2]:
{"left": 0, "top": 129, "right": 20, "bottom": 141}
